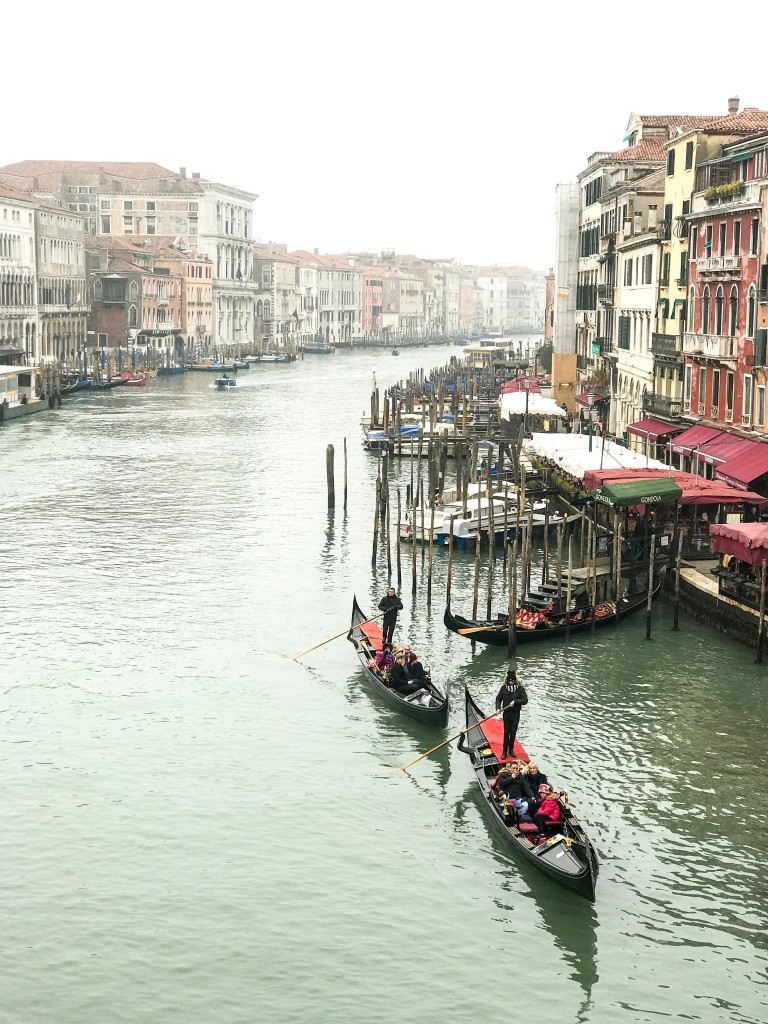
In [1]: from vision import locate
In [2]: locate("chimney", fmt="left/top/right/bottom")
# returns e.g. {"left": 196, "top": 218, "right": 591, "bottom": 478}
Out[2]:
{"left": 314, "top": 248, "right": 319, "bottom": 255}
{"left": 633, "top": 209, "right": 642, "bottom": 234}
{"left": 728, "top": 96, "right": 740, "bottom": 115}
{"left": 180, "top": 166, "right": 187, "bottom": 178}
{"left": 647, "top": 205, "right": 658, "bottom": 230}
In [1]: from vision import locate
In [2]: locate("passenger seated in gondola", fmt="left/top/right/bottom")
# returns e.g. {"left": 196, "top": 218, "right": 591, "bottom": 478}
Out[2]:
{"left": 492, "top": 762, "right": 535, "bottom": 821}
{"left": 521, "top": 760, "right": 548, "bottom": 806}
{"left": 389, "top": 653, "right": 428, "bottom": 700}
{"left": 403, "top": 647, "right": 428, "bottom": 683}
{"left": 532, "top": 784, "right": 563, "bottom": 834}
{"left": 374, "top": 642, "right": 395, "bottom": 674}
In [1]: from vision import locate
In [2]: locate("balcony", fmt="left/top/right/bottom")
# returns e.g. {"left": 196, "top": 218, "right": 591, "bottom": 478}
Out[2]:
{"left": 651, "top": 333, "right": 682, "bottom": 359}
{"left": 682, "top": 333, "right": 738, "bottom": 363}
{"left": 597, "top": 284, "right": 614, "bottom": 304}
{"left": 692, "top": 180, "right": 762, "bottom": 212}
{"left": 758, "top": 289, "right": 768, "bottom": 304}
{"left": 643, "top": 393, "right": 682, "bottom": 419}
{"left": 695, "top": 255, "right": 742, "bottom": 275}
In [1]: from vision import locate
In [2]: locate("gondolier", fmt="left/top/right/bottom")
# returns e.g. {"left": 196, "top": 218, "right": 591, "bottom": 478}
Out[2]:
{"left": 495, "top": 670, "right": 528, "bottom": 760}
{"left": 378, "top": 587, "right": 403, "bottom": 645}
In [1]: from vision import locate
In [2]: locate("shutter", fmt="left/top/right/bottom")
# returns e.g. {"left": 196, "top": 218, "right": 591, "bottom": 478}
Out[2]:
{"left": 755, "top": 329, "right": 768, "bottom": 367}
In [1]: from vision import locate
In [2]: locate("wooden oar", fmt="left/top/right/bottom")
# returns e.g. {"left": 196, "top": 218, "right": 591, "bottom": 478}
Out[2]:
{"left": 293, "top": 613, "right": 384, "bottom": 661}
{"left": 397, "top": 709, "right": 502, "bottom": 771}
{"left": 457, "top": 622, "right": 505, "bottom": 635}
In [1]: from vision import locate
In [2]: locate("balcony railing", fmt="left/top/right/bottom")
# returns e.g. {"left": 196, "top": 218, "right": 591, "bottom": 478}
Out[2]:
{"left": 643, "top": 393, "right": 682, "bottom": 419}
{"left": 696, "top": 255, "right": 742, "bottom": 274}
{"left": 711, "top": 406, "right": 719, "bottom": 419}
{"left": 682, "top": 332, "right": 738, "bottom": 361}
{"left": 596, "top": 284, "right": 614, "bottom": 303}
{"left": 651, "top": 333, "right": 682, "bottom": 358}
{"left": 692, "top": 180, "right": 762, "bottom": 212}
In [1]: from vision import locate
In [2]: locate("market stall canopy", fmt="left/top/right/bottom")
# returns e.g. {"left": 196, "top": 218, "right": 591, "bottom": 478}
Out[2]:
{"left": 696, "top": 435, "right": 755, "bottom": 467}
{"left": 575, "top": 390, "right": 609, "bottom": 407}
{"left": 667, "top": 424, "right": 724, "bottom": 456}
{"left": 526, "top": 434, "right": 668, "bottom": 480}
{"left": 500, "top": 392, "right": 565, "bottom": 419}
{"left": 500, "top": 378, "right": 541, "bottom": 395}
{"left": 592, "top": 478, "right": 683, "bottom": 507}
{"left": 710, "top": 522, "right": 768, "bottom": 565}
{"left": 626, "top": 418, "right": 684, "bottom": 442}
{"left": 714, "top": 442, "right": 768, "bottom": 490}
{"left": 584, "top": 467, "right": 766, "bottom": 506}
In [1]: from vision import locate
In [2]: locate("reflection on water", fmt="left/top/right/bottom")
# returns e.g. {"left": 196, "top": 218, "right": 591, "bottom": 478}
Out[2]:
{"left": 2, "top": 346, "right": 767, "bottom": 1023}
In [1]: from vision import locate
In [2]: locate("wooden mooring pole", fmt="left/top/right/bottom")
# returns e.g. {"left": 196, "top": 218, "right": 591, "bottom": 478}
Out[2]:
{"left": 326, "top": 444, "right": 335, "bottom": 507}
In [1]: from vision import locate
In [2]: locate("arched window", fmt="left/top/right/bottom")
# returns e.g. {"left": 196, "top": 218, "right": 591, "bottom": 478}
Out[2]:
{"left": 264, "top": 301, "right": 271, "bottom": 318}
{"left": 129, "top": 305, "right": 138, "bottom": 326}
{"left": 701, "top": 286, "right": 710, "bottom": 334}
{"left": 715, "top": 286, "right": 724, "bottom": 335}
{"left": 728, "top": 286, "right": 738, "bottom": 336}
{"left": 94, "top": 279, "right": 102, "bottom": 300}
{"left": 687, "top": 286, "right": 695, "bottom": 332}
{"left": 256, "top": 300, "right": 263, "bottom": 316}
{"left": 747, "top": 285, "right": 756, "bottom": 338}
{"left": 129, "top": 281, "right": 138, "bottom": 300}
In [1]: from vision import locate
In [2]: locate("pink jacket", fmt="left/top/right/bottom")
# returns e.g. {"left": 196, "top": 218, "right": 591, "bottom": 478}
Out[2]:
{"left": 537, "top": 797, "right": 562, "bottom": 824}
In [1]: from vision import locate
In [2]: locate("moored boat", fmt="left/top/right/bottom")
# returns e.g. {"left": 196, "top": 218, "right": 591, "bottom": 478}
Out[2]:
{"left": 444, "top": 574, "right": 664, "bottom": 646}
{"left": 457, "top": 687, "right": 598, "bottom": 900}
{"left": 347, "top": 596, "right": 449, "bottom": 726}
{"left": 190, "top": 359, "right": 235, "bottom": 371}
{"left": 214, "top": 375, "right": 236, "bottom": 389}
{"left": 116, "top": 371, "right": 147, "bottom": 386}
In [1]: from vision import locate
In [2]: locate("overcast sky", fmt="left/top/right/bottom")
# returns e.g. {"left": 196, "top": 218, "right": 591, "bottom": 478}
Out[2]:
{"left": 6, "top": 2, "right": 767, "bottom": 270}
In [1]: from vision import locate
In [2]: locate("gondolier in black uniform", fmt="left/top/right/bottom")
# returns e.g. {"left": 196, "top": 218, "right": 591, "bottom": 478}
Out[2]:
{"left": 378, "top": 587, "right": 403, "bottom": 646}
{"left": 495, "top": 670, "right": 528, "bottom": 760}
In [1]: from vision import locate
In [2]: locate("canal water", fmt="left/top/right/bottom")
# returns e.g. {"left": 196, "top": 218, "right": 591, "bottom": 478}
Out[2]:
{"left": 1, "top": 345, "right": 767, "bottom": 1024}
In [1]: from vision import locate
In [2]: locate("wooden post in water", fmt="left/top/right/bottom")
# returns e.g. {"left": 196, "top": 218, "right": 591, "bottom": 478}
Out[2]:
{"left": 385, "top": 476, "right": 392, "bottom": 578}
{"left": 396, "top": 487, "right": 402, "bottom": 589}
{"left": 472, "top": 510, "right": 482, "bottom": 620}
{"left": 427, "top": 498, "right": 435, "bottom": 605}
{"left": 645, "top": 534, "right": 656, "bottom": 640}
{"left": 343, "top": 437, "right": 348, "bottom": 511}
{"left": 486, "top": 458, "right": 496, "bottom": 620}
{"left": 326, "top": 444, "right": 335, "bottom": 507}
{"left": 565, "top": 538, "right": 573, "bottom": 640}
{"left": 672, "top": 526, "right": 684, "bottom": 631}
{"left": 508, "top": 512, "right": 519, "bottom": 656}
{"left": 757, "top": 562, "right": 767, "bottom": 664}
{"left": 614, "top": 511, "right": 623, "bottom": 627}
{"left": 372, "top": 475, "right": 381, "bottom": 568}
{"left": 542, "top": 504, "right": 550, "bottom": 585}
{"left": 589, "top": 509, "right": 597, "bottom": 636}
{"left": 420, "top": 485, "right": 426, "bottom": 568}
{"left": 446, "top": 514, "right": 457, "bottom": 609}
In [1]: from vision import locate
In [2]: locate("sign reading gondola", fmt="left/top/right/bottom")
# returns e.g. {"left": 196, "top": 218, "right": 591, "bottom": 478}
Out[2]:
{"left": 591, "top": 478, "right": 683, "bottom": 507}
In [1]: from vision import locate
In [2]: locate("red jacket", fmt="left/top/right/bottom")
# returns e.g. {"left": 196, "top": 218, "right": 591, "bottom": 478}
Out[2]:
{"left": 536, "top": 797, "right": 562, "bottom": 824}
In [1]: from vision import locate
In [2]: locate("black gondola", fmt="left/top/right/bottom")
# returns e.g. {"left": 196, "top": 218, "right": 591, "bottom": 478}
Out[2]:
{"left": 347, "top": 596, "right": 449, "bottom": 726}
{"left": 457, "top": 687, "right": 598, "bottom": 901}
{"left": 444, "top": 575, "right": 664, "bottom": 647}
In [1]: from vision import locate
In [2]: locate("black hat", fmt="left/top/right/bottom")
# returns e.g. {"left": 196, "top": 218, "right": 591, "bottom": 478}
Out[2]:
{"left": 506, "top": 670, "right": 517, "bottom": 682}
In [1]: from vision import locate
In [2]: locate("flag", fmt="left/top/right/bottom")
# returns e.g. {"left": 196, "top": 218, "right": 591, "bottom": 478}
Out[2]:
{"left": 292, "top": 309, "right": 299, "bottom": 322}
{"left": 236, "top": 267, "right": 243, "bottom": 281}
{"left": 65, "top": 284, "right": 72, "bottom": 309}
{"left": 72, "top": 284, "right": 83, "bottom": 308}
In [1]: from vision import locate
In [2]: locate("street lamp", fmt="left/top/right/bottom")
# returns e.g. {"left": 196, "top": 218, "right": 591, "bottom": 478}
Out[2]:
{"left": 587, "top": 390, "right": 595, "bottom": 452}
{"left": 524, "top": 377, "right": 531, "bottom": 437}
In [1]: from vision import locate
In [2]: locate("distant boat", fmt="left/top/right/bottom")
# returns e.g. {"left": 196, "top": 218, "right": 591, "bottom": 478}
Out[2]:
{"left": 116, "top": 371, "right": 147, "bottom": 387}
{"left": 191, "top": 359, "right": 235, "bottom": 371}
{"left": 391, "top": 347, "right": 400, "bottom": 356}
{"left": 214, "top": 376, "right": 236, "bottom": 389}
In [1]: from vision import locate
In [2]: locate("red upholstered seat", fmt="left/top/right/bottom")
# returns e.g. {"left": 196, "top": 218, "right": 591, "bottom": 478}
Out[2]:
{"left": 517, "top": 821, "right": 540, "bottom": 836}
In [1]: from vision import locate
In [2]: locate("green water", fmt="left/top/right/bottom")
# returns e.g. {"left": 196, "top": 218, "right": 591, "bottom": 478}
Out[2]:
{"left": 1, "top": 345, "right": 766, "bottom": 1024}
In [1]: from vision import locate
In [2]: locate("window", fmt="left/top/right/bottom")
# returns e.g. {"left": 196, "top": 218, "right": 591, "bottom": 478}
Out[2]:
{"left": 679, "top": 252, "right": 688, "bottom": 285}
{"left": 667, "top": 149, "right": 675, "bottom": 175}
{"left": 685, "top": 141, "right": 694, "bottom": 170}
{"left": 147, "top": 216, "right": 156, "bottom": 235}
{"left": 129, "top": 281, "right": 138, "bottom": 300}
{"left": 129, "top": 305, "right": 138, "bottom": 326}
{"left": 102, "top": 278, "right": 126, "bottom": 302}
{"left": 719, "top": 223, "right": 726, "bottom": 257}
{"left": 751, "top": 218, "right": 759, "bottom": 255}
{"left": 712, "top": 370, "right": 720, "bottom": 410}
{"left": 660, "top": 252, "right": 669, "bottom": 285}
{"left": 98, "top": 333, "right": 107, "bottom": 346}
{"left": 699, "top": 367, "right": 706, "bottom": 410}
{"left": 743, "top": 374, "right": 753, "bottom": 424}
{"left": 147, "top": 201, "right": 155, "bottom": 211}
{"left": 623, "top": 259, "right": 633, "bottom": 286}
{"left": 124, "top": 201, "right": 133, "bottom": 211}
{"left": 688, "top": 286, "right": 695, "bottom": 331}
{"left": 189, "top": 220, "right": 198, "bottom": 235}
{"left": 101, "top": 200, "right": 110, "bottom": 210}
{"left": 101, "top": 216, "right": 111, "bottom": 233}
{"left": 644, "top": 253, "right": 653, "bottom": 284}
{"left": 747, "top": 285, "right": 756, "bottom": 337}
{"left": 702, "top": 286, "right": 710, "bottom": 333}
{"left": 684, "top": 364, "right": 692, "bottom": 407}
{"left": 618, "top": 315, "right": 631, "bottom": 348}
{"left": 733, "top": 219, "right": 741, "bottom": 254}
{"left": 726, "top": 371, "right": 734, "bottom": 419}
{"left": 188, "top": 202, "right": 198, "bottom": 212}
{"left": 691, "top": 227, "right": 698, "bottom": 260}
{"left": 729, "top": 286, "right": 738, "bottom": 336}
{"left": 123, "top": 216, "right": 133, "bottom": 232}
{"left": 705, "top": 225, "right": 713, "bottom": 254}
{"left": 757, "top": 385, "right": 765, "bottom": 426}
{"left": 715, "top": 286, "right": 724, "bottom": 335}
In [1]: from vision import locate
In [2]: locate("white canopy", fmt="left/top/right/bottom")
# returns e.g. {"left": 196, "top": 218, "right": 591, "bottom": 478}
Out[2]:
{"left": 525, "top": 432, "right": 669, "bottom": 480}
{"left": 500, "top": 392, "right": 566, "bottom": 419}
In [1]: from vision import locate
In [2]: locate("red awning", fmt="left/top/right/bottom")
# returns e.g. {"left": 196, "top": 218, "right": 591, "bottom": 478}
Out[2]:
{"left": 576, "top": 391, "right": 609, "bottom": 407}
{"left": 500, "top": 378, "right": 541, "bottom": 395}
{"left": 626, "top": 418, "right": 684, "bottom": 441}
{"left": 581, "top": 467, "right": 768, "bottom": 505}
{"left": 714, "top": 442, "right": 768, "bottom": 489}
{"left": 710, "top": 523, "right": 768, "bottom": 565}
{"left": 697, "top": 436, "right": 755, "bottom": 466}
{"left": 667, "top": 425, "right": 724, "bottom": 456}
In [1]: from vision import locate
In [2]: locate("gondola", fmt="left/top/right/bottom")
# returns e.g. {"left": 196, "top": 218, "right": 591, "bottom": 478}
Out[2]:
{"left": 347, "top": 596, "right": 449, "bottom": 726}
{"left": 444, "top": 574, "right": 664, "bottom": 647}
{"left": 457, "top": 687, "right": 598, "bottom": 901}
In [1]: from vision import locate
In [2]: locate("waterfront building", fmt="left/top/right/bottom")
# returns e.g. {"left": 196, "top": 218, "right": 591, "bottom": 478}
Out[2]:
{"left": 544, "top": 268, "right": 554, "bottom": 347}
{"left": 36, "top": 204, "right": 88, "bottom": 366}
{"left": 361, "top": 267, "right": 385, "bottom": 340}
{"left": 293, "top": 252, "right": 319, "bottom": 349}
{"left": 252, "top": 243, "right": 300, "bottom": 352}
{"left": 0, "top": 183, "right": 38, "bottom": 363}
{"left": 0, "top": 161, "right": 258, "bottom": 357}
